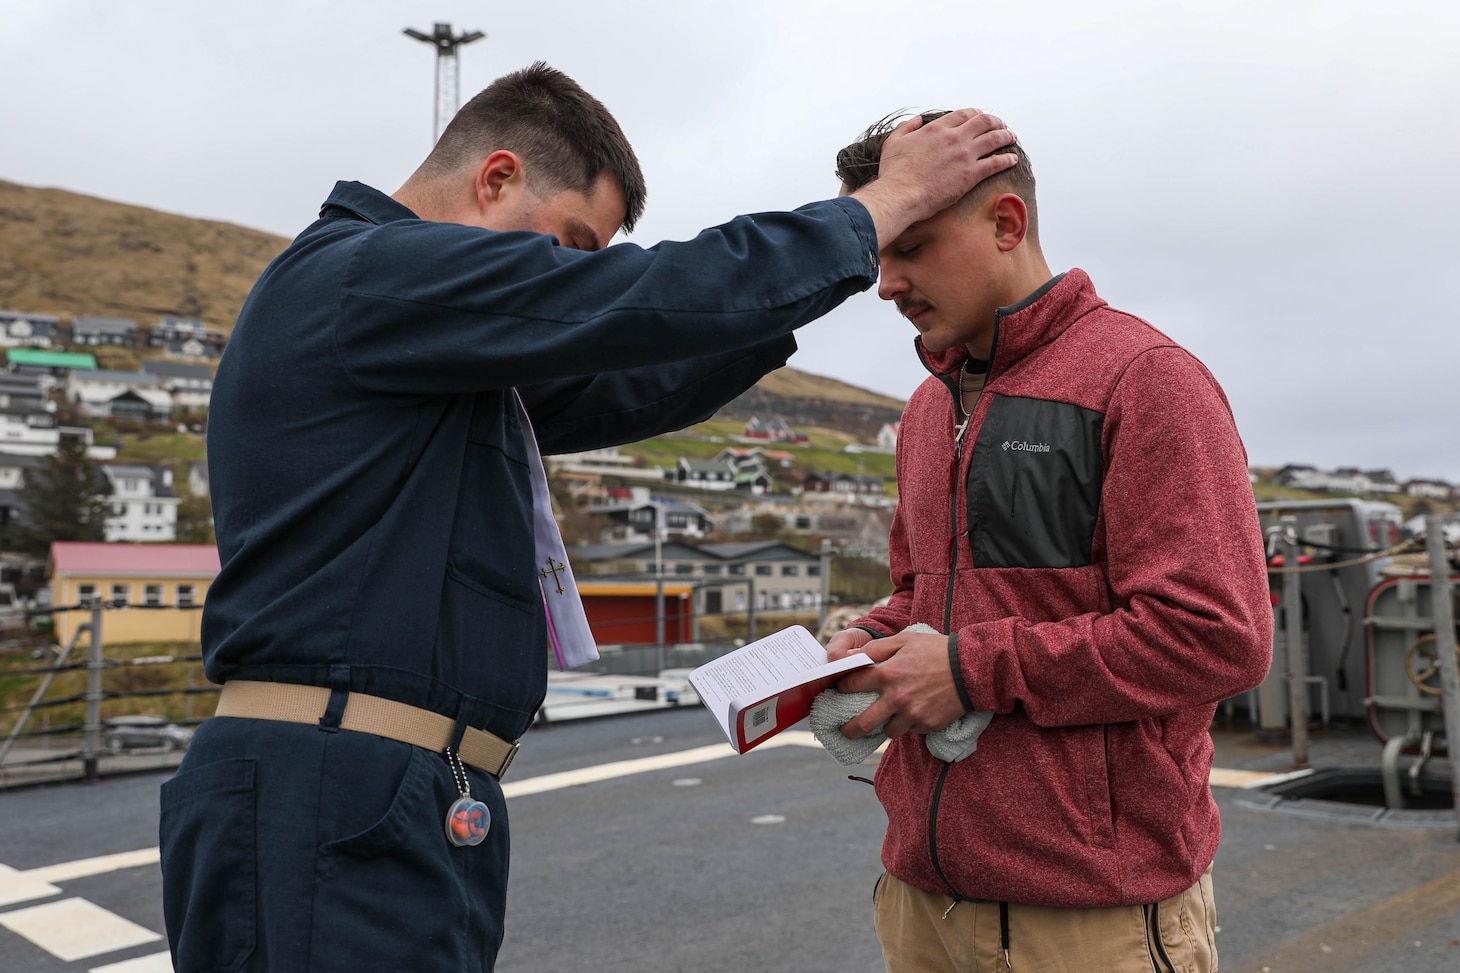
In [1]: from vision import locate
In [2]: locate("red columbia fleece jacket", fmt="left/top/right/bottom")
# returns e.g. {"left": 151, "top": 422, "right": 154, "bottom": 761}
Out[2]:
{"left": 854, "top": 269, "right": 1273, "bottom": 908}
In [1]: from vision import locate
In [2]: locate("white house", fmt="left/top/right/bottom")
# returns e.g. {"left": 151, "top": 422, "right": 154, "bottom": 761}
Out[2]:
{"left": 147, "top": 318, "right": 226, "bottom": 360}
{"left": 100, "top": 463, "right": 179, "bottom": 542}
{"left": 1405, "top": 479, "right": 1455, "bottom": 501}
{"left": 68, "top": 369, "right": 161, "bottom": 405}
{"left": 0, "top": 373, "right": 48, "bottom": 412}
{"left": 0, "top": 311, "right": 60, "bottom": 348}
{"left": 189, "top": 461, "right": 209, "bottom": 498}
{"left": 673, "top": 456, "right": 739, "bottom": 491}
{"left": 588, "top": 488, "right": 714, "bottom": 542}
{"left": 141, "top": 360, "right": 213, "bottom": 411}
{"left": 70, "top": 316, "right": 139, "bottom": 348}
{"left": 0, "top": 406, "right": 61, "bottom": 456}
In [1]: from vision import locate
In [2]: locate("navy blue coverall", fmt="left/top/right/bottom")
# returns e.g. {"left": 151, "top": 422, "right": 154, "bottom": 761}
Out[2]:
{"left": 159, "top": 181, "right": 880, "bottom": 972}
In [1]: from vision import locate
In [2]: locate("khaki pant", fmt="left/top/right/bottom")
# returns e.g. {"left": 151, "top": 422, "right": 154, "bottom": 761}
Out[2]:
{"left": 873, "top": 867, "right": 1216, "bottom": 973}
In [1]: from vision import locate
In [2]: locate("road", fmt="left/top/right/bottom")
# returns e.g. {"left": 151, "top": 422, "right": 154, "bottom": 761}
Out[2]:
{"left": 2, "top": 708, "right": 1460, "bottom": 972}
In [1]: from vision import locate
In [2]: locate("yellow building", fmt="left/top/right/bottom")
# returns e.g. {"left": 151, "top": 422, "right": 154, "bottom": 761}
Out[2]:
{"left": 48, "top": 542, "right": 219, "bottom": 645}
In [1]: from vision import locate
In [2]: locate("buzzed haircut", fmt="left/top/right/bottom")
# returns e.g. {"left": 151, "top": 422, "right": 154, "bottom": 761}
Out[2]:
{"left": 422, "top": 61, "right": 647, "bottom": 233}
{"left": 836, "top": 110, "right": 1037, "bottom": 238}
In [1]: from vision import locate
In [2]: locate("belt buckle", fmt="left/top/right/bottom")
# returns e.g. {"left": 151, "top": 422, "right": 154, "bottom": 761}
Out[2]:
{"left": 496, "top": 740, "right": 521, "bottom": 780}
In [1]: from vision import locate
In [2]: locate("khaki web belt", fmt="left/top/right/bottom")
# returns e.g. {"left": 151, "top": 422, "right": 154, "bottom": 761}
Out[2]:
{"left": 215, "top": 680, "right": 520, "bottom": 780}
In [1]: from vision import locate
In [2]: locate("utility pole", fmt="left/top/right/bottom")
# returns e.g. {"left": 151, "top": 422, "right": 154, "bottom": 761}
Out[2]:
{"left": 654, "top": 499, "right": 665, "bottom": 671}
{"left": 818, "top": 538, "right": 833, "bottom": 633}
{"left": 403, "top": 22, "right": 486, "bottom": 144}
{"left": 1281, "top": 517, "right": 1310, "bottom": 768}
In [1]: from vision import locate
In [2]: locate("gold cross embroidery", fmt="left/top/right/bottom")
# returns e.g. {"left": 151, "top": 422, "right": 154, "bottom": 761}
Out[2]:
{"left": 540, "top": 557, "right": 567, "bottom": 594}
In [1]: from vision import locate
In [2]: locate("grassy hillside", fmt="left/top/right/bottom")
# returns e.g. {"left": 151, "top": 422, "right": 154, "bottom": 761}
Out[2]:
{"left": 0, "top": 179, "right": 288, "bottom": 329}
{"left": 616, "top": 417, "right": 897, "bottom": 486}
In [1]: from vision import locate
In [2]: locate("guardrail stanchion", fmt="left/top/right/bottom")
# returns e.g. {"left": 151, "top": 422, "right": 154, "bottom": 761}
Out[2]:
{"left": 83, "top": 603, "right": 104, "bottom": 783}
{"left": 1422, "top": 518, "right": 1460, "bottom": 838}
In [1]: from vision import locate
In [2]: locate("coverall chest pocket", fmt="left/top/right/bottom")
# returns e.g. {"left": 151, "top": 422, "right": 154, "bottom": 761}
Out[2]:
{"left": 448, "top": 393, "right": 535, "bottom": 610}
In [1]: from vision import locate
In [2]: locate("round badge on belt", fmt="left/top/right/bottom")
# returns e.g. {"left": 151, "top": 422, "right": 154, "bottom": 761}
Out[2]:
{"left": 446, "top": 795, "right": 490, "bottom": 847}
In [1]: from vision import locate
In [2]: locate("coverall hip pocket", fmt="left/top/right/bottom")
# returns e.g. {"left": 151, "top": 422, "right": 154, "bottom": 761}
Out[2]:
{"left": 311, "top": 746, "right": 477, "bottom": 964}
{"left": 159, "top": 757, "right": 258, "bottom": 973}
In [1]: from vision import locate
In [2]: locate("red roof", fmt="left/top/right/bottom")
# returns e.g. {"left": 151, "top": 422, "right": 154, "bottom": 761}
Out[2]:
{"left": 50, "top": 542, "right": 221, "bottom": 577}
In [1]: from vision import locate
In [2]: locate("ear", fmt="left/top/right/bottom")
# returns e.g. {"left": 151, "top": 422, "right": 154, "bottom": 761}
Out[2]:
{"left": 472, "top": 149, "right": 525, "bottom": 214}
{"left": 990, "top": 193, "right": 1029, "bottom": 252}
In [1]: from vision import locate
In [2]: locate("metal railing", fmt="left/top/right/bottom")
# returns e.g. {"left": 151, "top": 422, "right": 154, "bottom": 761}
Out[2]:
{"left": 0, "top": 600, "right": 210, "bottom": 785}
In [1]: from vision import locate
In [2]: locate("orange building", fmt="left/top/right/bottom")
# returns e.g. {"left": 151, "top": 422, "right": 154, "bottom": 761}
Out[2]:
{"left": 577, "top": 580, "right": 694, "bottom": 645}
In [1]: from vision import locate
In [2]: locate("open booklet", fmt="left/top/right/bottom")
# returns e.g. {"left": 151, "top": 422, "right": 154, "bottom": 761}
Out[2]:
{"left": 688, "top": 625, "right": 874, "bottom": 753}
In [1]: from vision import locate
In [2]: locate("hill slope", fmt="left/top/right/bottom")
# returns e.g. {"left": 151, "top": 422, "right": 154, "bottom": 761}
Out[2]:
{"left": 0, "top": 180, "right": 288, "bottom": 327}
{"left": 0, "top": 179, "right": 904, "bottom": 436}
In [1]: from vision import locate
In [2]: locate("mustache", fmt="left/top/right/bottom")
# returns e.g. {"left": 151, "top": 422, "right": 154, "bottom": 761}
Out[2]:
{"left": 897, "top": 299, "right": 931, "bottom": 318}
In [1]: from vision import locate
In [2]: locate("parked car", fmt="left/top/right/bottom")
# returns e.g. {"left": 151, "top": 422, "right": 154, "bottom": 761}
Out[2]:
{"left": 103, "top": 715, "right": 193, "bottom": 753}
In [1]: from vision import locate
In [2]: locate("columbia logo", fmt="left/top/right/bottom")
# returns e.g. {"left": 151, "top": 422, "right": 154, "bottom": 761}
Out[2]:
{"left": 1004, "top": 440, "right": 1052, "bottom": 453}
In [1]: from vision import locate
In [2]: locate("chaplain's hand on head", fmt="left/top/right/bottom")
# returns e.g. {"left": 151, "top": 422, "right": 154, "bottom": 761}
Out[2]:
{"left": 850, "top": 109, "right": 1017, "bottom": 247}
{"left": 829, "top": 629, "right": 968, "bottom": 741}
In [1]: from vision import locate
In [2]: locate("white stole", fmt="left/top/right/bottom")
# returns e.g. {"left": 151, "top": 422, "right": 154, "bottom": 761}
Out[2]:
{"left": 514, "top": 391, "right": 599, "bottom": 670}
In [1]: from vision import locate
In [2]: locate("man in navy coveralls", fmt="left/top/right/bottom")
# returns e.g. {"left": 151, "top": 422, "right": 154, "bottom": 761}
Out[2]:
{"left": 158, "top": 62, "right": 1017, "bottom": 972}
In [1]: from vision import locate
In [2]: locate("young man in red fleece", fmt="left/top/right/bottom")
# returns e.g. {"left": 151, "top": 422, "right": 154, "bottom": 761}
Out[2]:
{"left": 826, "top": 114, "right": 1274, "bottom": 972}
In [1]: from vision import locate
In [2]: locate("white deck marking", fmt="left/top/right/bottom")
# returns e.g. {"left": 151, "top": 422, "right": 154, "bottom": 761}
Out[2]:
{"left": 500, "top": 730, "right": 820, "bottom": 798}
{"left": 90, "top": 951, "right": 174, "bottom": 973}
{"left": 28, "top": 848, "right": 161, "bottom": 885}
{"left": 0, "top": 863, "right": 60, "bottom": 908}
{"left": 0, "top": 898, "right": 160, "bottom": 962}
{"left": 0, "top": 734, "right": 1286, "bottom": 932}
{"left": 1209, "top": 767, "right": 1315, "bottom": 789}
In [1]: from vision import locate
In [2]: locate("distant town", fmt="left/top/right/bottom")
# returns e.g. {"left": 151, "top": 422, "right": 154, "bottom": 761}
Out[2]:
{"left": 0, "top": 303, "right": 1454, "bottom": 648}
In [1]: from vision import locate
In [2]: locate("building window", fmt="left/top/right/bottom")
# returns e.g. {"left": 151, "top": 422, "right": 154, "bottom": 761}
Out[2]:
{"left": 755, "top": 565, "right": 772, "bottom": 577}
{"left": 644, "top": 562, "right": 658, "bottom": 573}
{"left": 111, "top": 584, "right": 129, "bottom": 606}
{"left": 807, "top": 565, "right": 820, "bottom": 577}
{"left": 795, "top": 516, "right": 811, "bottom": 530}
{"left": 781, "top": 565, "right": 799, "bottom": 577}
{"left": 729, "top": 564, "right": 746, "bottom": 576}
{"left": 177, "top": 584, "right": 196, "bottom": 608}
{"left": 675, "top": 563, "right": 694, "bottom": 575}
{"left": 702, "top": 564, "right": 722, "bottom": 576}
{"left": 145, "top": 584, "right": 162, "bottom": 606}
{"left": 77, "top": 583, "right": 97, "bottom": 604}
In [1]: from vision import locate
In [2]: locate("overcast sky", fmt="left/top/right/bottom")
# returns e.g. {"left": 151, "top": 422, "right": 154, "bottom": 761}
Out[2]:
{"left": 4, "top": 0, "right": 1457, "bottom": 480}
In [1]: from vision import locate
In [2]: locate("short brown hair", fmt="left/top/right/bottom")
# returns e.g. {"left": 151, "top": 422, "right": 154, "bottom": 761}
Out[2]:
{"left": 422, "top": 61, "right": 646, "bottom": 233}
{"left": 835, "top": 110, "right": 1037, "bottom": 238}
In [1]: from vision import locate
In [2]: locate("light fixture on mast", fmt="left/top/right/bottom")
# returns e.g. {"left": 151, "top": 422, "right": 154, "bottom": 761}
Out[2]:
{"left": 403, "top": 22, "right": 486, "bottom": 144}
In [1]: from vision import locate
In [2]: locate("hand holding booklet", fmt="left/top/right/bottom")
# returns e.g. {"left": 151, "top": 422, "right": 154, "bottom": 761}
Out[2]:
{"left": 688, "top": 625, "right": 873, "bottom": 753}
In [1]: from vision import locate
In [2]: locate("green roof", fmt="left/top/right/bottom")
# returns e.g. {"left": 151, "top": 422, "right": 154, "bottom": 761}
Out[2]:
{"left": 6, "top": 349, "right": 98, "bottom": 369}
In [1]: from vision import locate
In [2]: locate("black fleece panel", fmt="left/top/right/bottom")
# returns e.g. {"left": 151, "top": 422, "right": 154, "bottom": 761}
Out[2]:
{"left": 967, "top": 394, "right": 1104, "bottom": 568}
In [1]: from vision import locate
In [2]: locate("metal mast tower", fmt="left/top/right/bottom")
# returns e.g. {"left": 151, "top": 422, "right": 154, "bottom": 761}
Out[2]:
{"left": 403, "top": 22, "right": 486, "bottom": 144}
